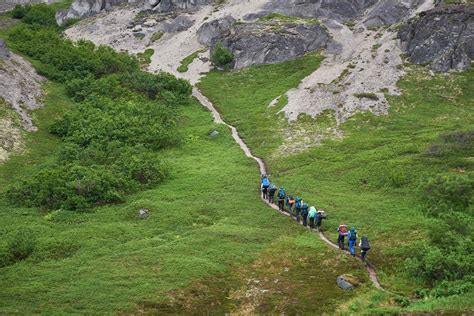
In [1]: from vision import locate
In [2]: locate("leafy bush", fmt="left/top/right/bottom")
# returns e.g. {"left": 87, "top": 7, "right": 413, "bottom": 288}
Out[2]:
{"left": 7, "top": 229, "right": 36, "bottom": 262}
{"left": 22, "top": 4, "right": 57, "bottom": 27}
{"left": 11, "top": 4, "right": 31, "bottom": 19}
{"left": 211, "top": 42, "right": 234, "bottom": 68}
{"left": 422, "top": 174, "right": 473, "bottom": 217}
{"left": 5, "top": 11, "right": 192, "bottom": 211}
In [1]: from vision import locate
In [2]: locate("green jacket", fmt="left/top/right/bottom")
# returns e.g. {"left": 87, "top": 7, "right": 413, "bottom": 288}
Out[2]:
{"left": 308, "top": 206, "right": 317, "bottom": 219}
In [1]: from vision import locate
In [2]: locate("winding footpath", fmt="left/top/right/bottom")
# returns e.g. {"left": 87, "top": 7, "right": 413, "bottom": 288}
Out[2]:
{"left": 194, "top": 87, "right": 385, "bottom": 291}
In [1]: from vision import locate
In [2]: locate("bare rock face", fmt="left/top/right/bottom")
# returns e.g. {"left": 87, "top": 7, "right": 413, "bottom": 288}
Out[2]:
{"left": 199, "top": 17, "right": 331, "bottom": 69}
{"left": 152, "top": 0, "right": 211, "bottom": 12}
{"left": 0, "top": 39, "right": 10, "bottom": 59}
{"left": 398, "top": 5, "right": 474, "bottom": 72}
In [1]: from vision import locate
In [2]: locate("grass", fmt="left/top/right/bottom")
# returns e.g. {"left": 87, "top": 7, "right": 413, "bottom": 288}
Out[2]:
{"left": 198, "top": 52, "right": 324, "bottom": 158}
{"left": 198, "top": 57, "right": 474, "bottom": 312}
{"left": 354, "top": 92, "right": 379, "bottom": 100}
{"left": 0, "top": 78, "right": 371, "bottom": 313}
{"left": 259, "top": 13, "right": 320, "bottom": 26}
{"left": 136, "top": 48, "right": 154, "bottom": 66}
{"left": 177, "top": 49, "right": 205, "bottom": 73}
{"left": 150, "top": 31, "right": 163, "bottom": 43}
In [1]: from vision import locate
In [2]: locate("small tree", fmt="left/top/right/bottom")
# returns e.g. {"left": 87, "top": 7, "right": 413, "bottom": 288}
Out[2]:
{"left": 211, "top": 42, "right": 234, "bottom": 68}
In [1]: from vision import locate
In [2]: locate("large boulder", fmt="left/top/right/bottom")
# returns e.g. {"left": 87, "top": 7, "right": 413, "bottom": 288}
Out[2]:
{"left": 364, "top": 0, "right": 412, "bottom": 28}
{"left": 208, "top": 19, "right": 331, "bottom": 69}
{"left": 398, "top": 5, "right": 474, "bottom": 72}
{"left": 197, "top": 15, "right": 235, "bottom": 45}
{"left": 56, "top": 0, "right": 130, "bottom": 25}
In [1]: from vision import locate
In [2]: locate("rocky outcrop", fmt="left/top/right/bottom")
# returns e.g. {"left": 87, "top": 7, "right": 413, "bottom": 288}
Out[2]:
{"left": 200, "top": 18, "right": 331, "bottom": 69}
{"left": 264, "top": 0, "right": 378, "bottom": 22}
{"left": 56, "top": 0, "right": 212, "bottom": 25}
{"left": 150, "top": 0, "right": 211, "bottom": 12}
{"left": 197, "top": 15, "right": 235, "bottom": 45}
{"left": 398, "top": 5, "right": 474, "bottom": 72}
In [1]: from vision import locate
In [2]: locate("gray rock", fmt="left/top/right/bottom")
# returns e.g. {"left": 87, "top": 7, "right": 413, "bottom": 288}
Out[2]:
{"left": 337, "top": 276, "right": 355, "bottom": 290}
{"left": 263, "top": 0, "right": 378, "bottom": 22}
{"left": 210, "top": 21, "right": 331, "bottom": 69}
{"left": 209, "top": 130, "right": 219, "bottom": 138}
{"left": 364, "top": 0, "right": 411, "bottom": 28}
{"left": 137, "top": 208, "right": 150, "bottom": 219}
{"left": 197, "top": 15, "right": 235, "bottom": 45}
{"left": 132, "top": 24, "right": 143, "bottom": 32}
{"left": 0, "top": 39, "right": 10, "bottom": 59}
{"left": 151, "top": 0, "right": 210, "bottom": 12}
{"left": 160, "top": 15, "right": 194, "bottom": 32}
{"left": 56, "top": 0, "right": 131, "bottom": 25}
{"left": 398, "top": 5, "right": 474, "bottom": 72}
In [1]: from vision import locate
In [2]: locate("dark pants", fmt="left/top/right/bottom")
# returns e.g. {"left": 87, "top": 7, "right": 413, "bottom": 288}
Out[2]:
{"left": 278, "top": 199, "right": 285, "bottom": 211}
{"left": 315, "top": 218, "right": 322, "bottom": 230}
{"left": 262, "top": 187, "right": 268, "bottom": 200}
{"left": 361, "top": 250, "right": 367, "bottom": 261}
{"left": 309, "top": 217, "right": 315, "bottom": 229}
{"left": 288, "top": 204, "right": 294, "bottom": 214}
{"left": 302, "top": 216, "right": 307, "bottom": 226}
{"left": 295, "top": 207, "right": 301, "bottom": 221}
{"left": 269, "top": 193, "right": 275, "bottom": 204}
{"left": 337, "top": 235, "right": 345, "bottom": 250}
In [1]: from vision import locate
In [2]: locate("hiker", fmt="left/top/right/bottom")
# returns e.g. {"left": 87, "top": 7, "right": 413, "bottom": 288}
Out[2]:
{"left": 301, "top": 202, "right": 309, "bottom": 226}
{"left": 308, "top": 206, "right": 317, "bottom": 229}
{"left": 337, "top": 224, "right": 348, "bottom": 250}
{"left": 294, "top": 196, "right": 302, "bottom": 221}
{"left": 261, "top": 175, "right": 270, "bottom": 200}
{"left": 268, "top": 183, "right": 277, "bottom": 204}
{"left": 315, "top": 209, "right": 325, "bottom": 231}
{"left": 359, "top": 236, "right": 370, "bottom": 262}
{"left": 277, "top": 187, "right": 286, "bottom": 211}
{"left": 347, "top": 227, "right": 358, "bottom": 257}
{"left": 286, "top": 195, "right": 295, "bottom": 214}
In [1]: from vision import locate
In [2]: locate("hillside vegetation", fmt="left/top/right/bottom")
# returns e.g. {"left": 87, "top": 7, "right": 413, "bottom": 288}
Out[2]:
{"left": 199, "top": 59, "right": 474, "bottom": 311}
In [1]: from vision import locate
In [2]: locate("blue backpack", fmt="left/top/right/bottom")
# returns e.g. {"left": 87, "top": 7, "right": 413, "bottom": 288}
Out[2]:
{"left": 278, "top": 188, "right": 286, "bottom": 199}
{"left": 262, "top": 177, "right": 270, "bottom": 188}
{"left": 295, "top": 197, "right": 302, "bottom": 208}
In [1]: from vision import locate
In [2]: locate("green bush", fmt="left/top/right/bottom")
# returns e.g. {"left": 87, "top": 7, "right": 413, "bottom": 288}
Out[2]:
{"left": 211, "top": 42, "right": 234, "bottom": 68}
{"left": 7, "top": 229, "right": 36, "bottom": 262}
{"left": 11, "top": 4, "right": 31, "bottom": 19}
{"left": 23, "top": 4, "right": 57, "bottom": 27}
{"left": 422, "top": 174, "right": 473, "bottom": 217}
{"left": 5, "top": 12, "right": 192, "bottom": 211}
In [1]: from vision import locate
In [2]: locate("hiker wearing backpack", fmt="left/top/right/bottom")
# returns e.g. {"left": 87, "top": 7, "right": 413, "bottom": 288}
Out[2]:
{"left": 261, "top": 175, "right": 270, "bottom": 200}
{"left": 359, "top": 236, "right": 370, "bottom": 262}
{"left": 294, "top": 196, "right": 302, "bottom": 221}
{"left": 301, "top": 202, "right": 309, "bottom": 226}
{"left": 347, "top": 227, "right": 358, "bottom": 257}
{"left": 315, "top": 209, "right": 325, "bottom": 231}
{"left": 277, "top": 187, "right": 286, "bottom": 211}
{"left": 268, "top": 183, "right": 277, "bottom": 204}
{"left": 286, "top": 195, "right": 295, "bottom": 214}
{"left": 337, "top": 224, "right": 348, "bottom": 250}
{"left": 308, "top": 206, "right": 317, "bottom": 229}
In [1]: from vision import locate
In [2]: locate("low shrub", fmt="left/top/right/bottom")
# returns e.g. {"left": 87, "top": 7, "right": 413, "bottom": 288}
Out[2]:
{"left": 11, "top": 4, "right": 31, "bottom": 19}
{"left": 211, "top": 42, "right": 234, "bottom": 68}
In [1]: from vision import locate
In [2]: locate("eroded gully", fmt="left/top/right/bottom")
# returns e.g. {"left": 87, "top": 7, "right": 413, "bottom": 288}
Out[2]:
{"left": 193, "top": 87, "right": 385, "bottom": 291}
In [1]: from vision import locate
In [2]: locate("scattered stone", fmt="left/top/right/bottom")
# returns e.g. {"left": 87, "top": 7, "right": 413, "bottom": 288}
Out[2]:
{"left": 209, "top": 130, "right": 219, "bottom": 138}
{"left": 143, "top": 19, "right": 158, "bottom": 27}
{"left": 137, "top": 208, "right": 150, "bottom": 219}
{"left": 337, "top": 275, "right": 355, "bottom": 290}
{"left": 132, "top": 24, "right": 143, "bottom": 32}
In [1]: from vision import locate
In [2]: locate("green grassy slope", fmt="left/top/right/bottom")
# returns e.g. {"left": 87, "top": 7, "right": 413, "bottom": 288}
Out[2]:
{"left": 199, "top": 60, "right": 474, "bottom": 311}
{"left": 0, "top": 82, "right": 369, "bottom": 314}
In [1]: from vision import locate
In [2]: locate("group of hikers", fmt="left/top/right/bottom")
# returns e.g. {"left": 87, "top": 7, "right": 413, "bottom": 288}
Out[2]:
{"left": 261, "top": 175, "right": 371, "bottom": 262}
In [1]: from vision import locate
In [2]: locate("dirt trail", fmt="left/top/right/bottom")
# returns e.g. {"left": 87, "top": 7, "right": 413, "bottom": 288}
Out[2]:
{"left": 194, "top": 87, "right": 385, "bottom": 291}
